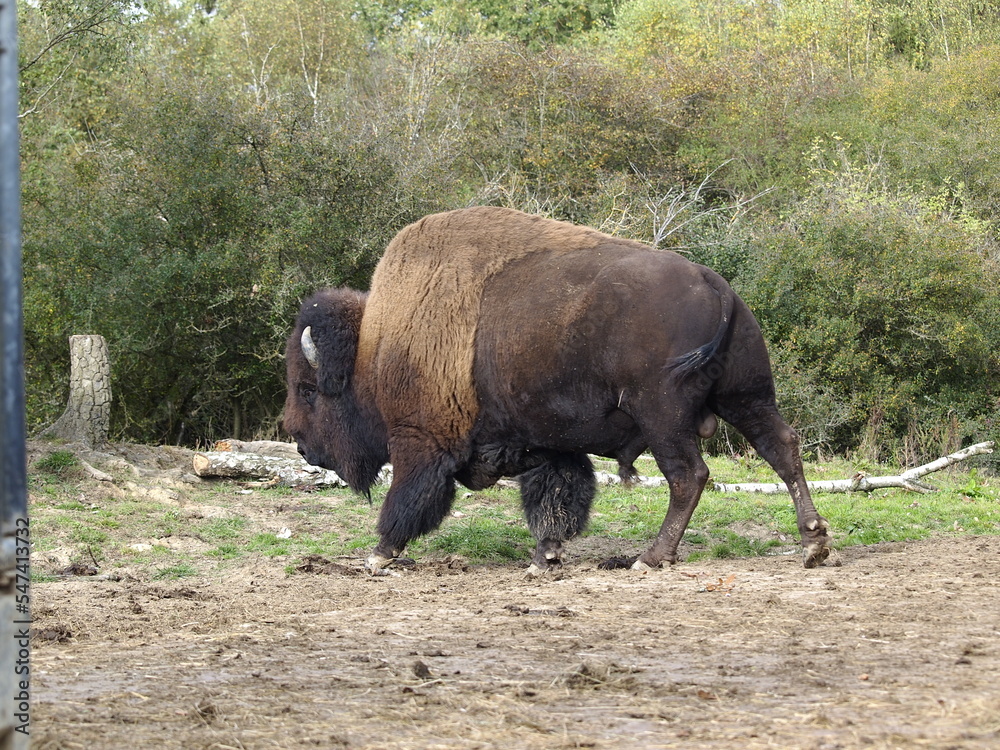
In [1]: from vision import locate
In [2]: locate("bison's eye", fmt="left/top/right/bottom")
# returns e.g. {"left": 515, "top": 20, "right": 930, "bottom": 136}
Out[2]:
{"left": 298, "top": 383, "right": 317, "bottom": 406}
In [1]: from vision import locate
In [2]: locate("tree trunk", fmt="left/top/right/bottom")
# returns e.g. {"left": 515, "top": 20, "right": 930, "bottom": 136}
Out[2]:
{"left": 42, "top": 335, "right": 111, "bottom": 448}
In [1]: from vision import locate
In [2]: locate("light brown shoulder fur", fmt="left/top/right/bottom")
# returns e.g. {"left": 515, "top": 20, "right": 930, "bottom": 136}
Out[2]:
{"left": 357, "top": 206, "right": 619, "bottom": 451}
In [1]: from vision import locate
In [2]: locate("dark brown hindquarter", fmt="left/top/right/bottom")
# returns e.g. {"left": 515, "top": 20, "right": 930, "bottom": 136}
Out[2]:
{"left": 471, "top": 245, "right": 723, "bottom": 456}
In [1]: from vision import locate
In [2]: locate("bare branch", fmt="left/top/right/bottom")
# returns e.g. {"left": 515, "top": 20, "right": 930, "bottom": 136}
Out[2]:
{"left": 712, "top": 442, "right": 994, "bottom": 495}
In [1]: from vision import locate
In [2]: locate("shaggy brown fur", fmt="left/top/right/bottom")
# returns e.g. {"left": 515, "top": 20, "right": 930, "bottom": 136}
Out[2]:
{"left": 356, "top": 207, "right": 645, "bottom": 453}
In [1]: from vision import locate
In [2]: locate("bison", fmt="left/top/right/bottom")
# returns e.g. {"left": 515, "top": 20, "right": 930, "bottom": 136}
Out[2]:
{"left": 283, "top": 207, "right": 831, "bottom": 574}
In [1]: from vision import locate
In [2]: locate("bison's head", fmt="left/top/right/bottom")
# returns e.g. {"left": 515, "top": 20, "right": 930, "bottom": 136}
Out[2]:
{"left": 283, "top": 289, "right": 388, "bottom": 496}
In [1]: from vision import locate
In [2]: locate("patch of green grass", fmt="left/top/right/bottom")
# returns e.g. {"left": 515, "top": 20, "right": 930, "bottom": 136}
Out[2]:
{"left": 153, "top": 509, "right": 185, "bottom": 538}
{"left": 153, "top": 562, "right": 198, "bottom": 580}
{"left": 54, "top": 501, "right": 89, "bottom": 511}
{"left": 283, "top": 532, "right": 359, "bottom": 557}
{"left": 248, "top": 532, "right": 290, "bottom": 557}
{"left": 684, "top": 531, "right": 710, "bottom": 546}
{"left": 68, "top": 524, "right": 109, "bottom": 546}
{"left": 196, "top": 517, "right": 248, "bottom": 541}
{"left": 697, "top": 460, "right": 1000, "bottom": 550}
{"left": 418, "top": 518, "right": 535, "bottom": 562}
{"left": 589, "top": 453, "right": 1000, "bottom": 562}
{"left": 34, "top": 450, "right": 79, "bottom": 476}
{"left": 590, "top": 485, "right": 670, "bottom": 541}
{"left": 208, "top": 543, "right": 243, "bottom": 560}
{"left": 340, "top": 533, "right": 380, "bottom": 553}
{"left": 808, "top": 488, "right": 1000, "bottom": 547}
{"left": 687, "top": 531, "right": 784, "bottom": 561}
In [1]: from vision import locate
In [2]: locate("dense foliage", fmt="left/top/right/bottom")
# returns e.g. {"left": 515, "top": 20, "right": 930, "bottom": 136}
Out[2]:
{"left": 19, "top": 0, "right": 1000, "bottom": 463}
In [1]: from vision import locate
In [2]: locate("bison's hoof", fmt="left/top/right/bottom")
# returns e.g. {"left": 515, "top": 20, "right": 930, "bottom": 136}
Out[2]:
{"left": 524, "top": 563, "right": 545, "bottom": 578}
{"left": 524, "top": 560, "right": 562, "bottom": 579}
{"left": 597, "top": 555, "right": 637, "bottom": 570}
{"left": 365, "top": 554, "right": 396, "bottom": 576}
{"left": 802, "top": 542, "right": 831, "bottom": 569}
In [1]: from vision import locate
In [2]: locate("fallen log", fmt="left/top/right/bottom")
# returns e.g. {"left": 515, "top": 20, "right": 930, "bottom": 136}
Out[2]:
{"left": 212, "top": 439, "right": 301, "bottom": 460}
{"left": 593, "top": 470, "right": 665, "bottom": 488}
{"left": 192, "top": 441, "right": 993, "bottom": 495}
{"left": 712, "top": 441, "right": 994, "bottom": 495}
{"left": 192, "top": 451, "right": 349, "bottom": 487}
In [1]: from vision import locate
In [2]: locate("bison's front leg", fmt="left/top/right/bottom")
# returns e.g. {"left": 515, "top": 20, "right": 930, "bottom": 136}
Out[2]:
{"left": 519, "top": 453, "right": 596, "bottom": 577}
{"left": 367, "top": 442, "right": 459, "bottom": 574}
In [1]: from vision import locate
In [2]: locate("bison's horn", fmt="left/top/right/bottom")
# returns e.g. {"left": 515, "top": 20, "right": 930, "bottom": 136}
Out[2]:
{"left": 300, "top": 326, "right": 320, "bottom": 370}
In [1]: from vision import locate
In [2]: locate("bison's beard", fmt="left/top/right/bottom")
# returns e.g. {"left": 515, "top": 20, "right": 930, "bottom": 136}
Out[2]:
{"left": 337, "top": 449, "right": 388, "bottom": 499}
{"left": 329, "top": 396, "right": 390, "bottom": 499}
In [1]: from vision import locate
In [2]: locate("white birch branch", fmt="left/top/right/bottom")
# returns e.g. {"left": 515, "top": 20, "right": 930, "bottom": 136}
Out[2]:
{"left": 712, "top": 441, "right": 994, "bottom": 495}
{"left": 79, "top": 458, "right": 114, "bottom": 482}
{"left": 191, "top": 442, "right": 993, "bottom": 495}
{"left": 594, "top": 470, "right": 666, "bottom": 488}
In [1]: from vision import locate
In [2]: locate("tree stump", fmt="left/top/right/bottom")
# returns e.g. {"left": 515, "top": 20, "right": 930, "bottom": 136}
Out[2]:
{"left": 43, "top": 335, "right": 112, "bottom": 448}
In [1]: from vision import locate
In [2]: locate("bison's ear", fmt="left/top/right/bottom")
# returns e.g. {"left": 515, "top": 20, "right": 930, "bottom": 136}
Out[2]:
{"left": 299, "top": 290, "right": 366, "bottom": 397}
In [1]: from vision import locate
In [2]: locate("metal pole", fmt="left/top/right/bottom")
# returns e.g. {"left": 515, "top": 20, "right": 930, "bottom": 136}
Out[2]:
{"left": 0, "top": 0, "right": 29, "bottom": 746}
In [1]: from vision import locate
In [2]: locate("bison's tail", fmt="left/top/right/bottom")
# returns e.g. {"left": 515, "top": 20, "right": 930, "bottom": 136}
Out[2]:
{"left": 664, "top": 273, "right": 734, "bottom": 381}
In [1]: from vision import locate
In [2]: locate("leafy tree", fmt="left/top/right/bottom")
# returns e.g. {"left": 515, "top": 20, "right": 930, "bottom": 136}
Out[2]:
{"left": 18, "top": 0, "right": 139, "bottom": 124}
{"left": 860, "top": 46, "right": 1000, "bottom": 215}
{"left": 473, "top": 0, "right": 619, "bottom": 46}
{"left": 212, "top": 0, "right": 363, "bottom": 118}
{"left": 355, "top": 0, "right": 619, "bottom": 46}
{"left": 438, "top": 41, "right": 696, "bottom": 220}
{"left": 22, "top": 23, "right": 423, "bottom": 441}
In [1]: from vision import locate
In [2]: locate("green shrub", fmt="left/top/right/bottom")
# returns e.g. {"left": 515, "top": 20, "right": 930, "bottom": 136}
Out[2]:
{"left": 737, "top": 144, "right": 1000, "bottom": 460}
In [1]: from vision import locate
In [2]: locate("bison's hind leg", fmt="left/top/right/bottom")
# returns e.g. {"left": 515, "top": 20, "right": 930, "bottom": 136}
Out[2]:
{"left": 715, "top": 398, "right": 831, "bottom": 568}
{"left": 519, "top": 453, "right": 596, "bottom": 576}
{"left": 622, "top": 390, "right": 713, "bottom": 571}
{"left": 632, "top": 436, "right": 710, "bottom": 570}
{"left": 615, "top": 436, "right": 647, "bottom": 486}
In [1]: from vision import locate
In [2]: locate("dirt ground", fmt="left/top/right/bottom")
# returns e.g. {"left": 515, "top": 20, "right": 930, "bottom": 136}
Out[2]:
{"left": 31, "top": 529, "right": 1000, "bottom": 749}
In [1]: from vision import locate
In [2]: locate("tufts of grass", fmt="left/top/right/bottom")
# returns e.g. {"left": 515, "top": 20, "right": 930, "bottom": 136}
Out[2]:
{"left": 590, "top": 484, "right": 670, "bottom": 541}
{"left": 208, "top": 544, "right": 243, "bottom": 560}
{"left": 810, "top": 488, "right": 1000, "bottom": 547}
{"left": 153, "top": 562, "right": 198, "bottom": 580}
{"left": 418, "top": 518, "right": 535, "bottom": 562}
{"left": 34, "top": 450, "right": 79, "bottom": 476}
{"left": 342, "top": 533, "right": 380, "bottom": 553}
{"left": 196, "top": 517, "right": 248, "bottom": 541}
{"left": 687, "top": 532, "right": 784, "bottom": 562}
{"left": 68, "top": 523, "right": 109, "bottom": 546}
{"left": 55, "top": 501, "right": 89, "bottom": 511}
{"left": 248, "top": 532, "right": 291, "bottom": 557}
